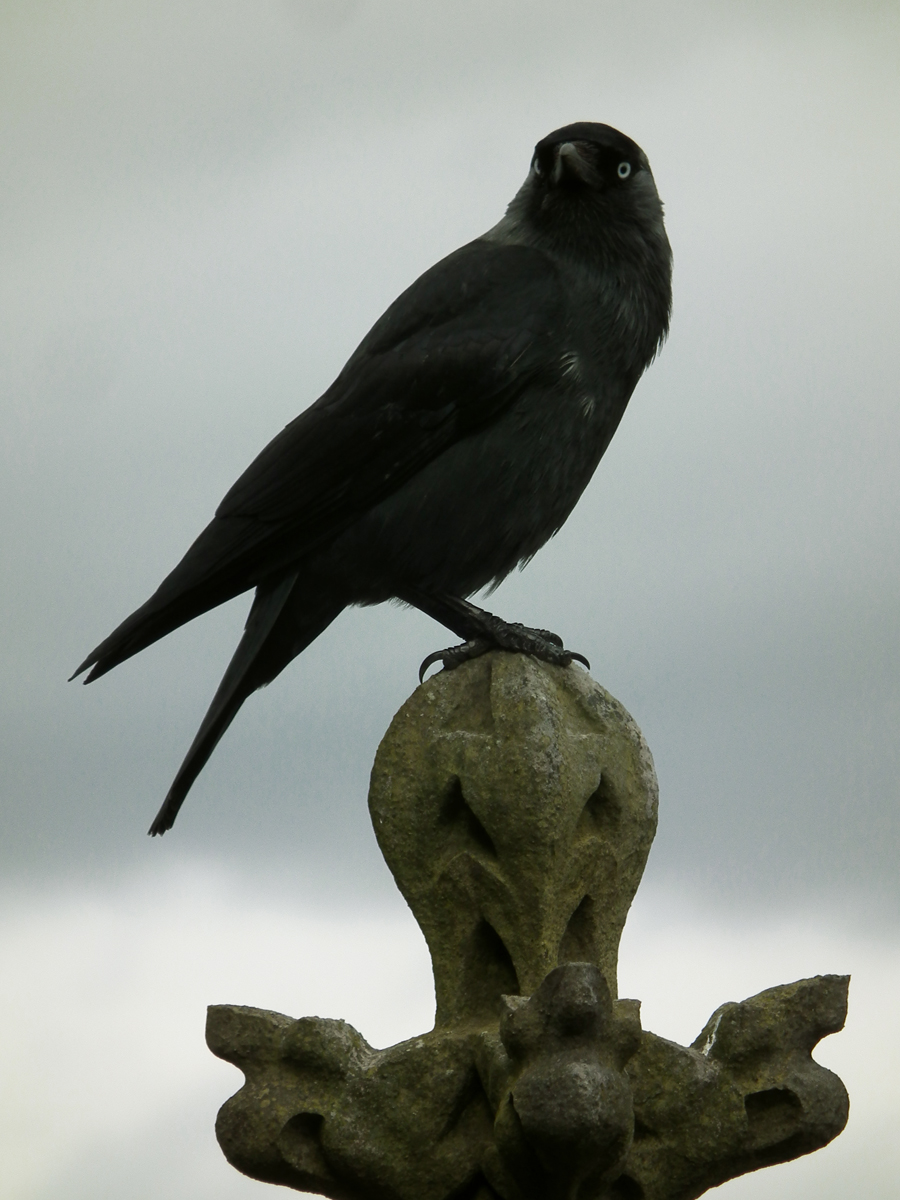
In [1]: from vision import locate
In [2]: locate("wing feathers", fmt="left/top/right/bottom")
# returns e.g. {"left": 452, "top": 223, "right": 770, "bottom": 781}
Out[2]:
{"left": 74, "top": 240, "right": 563, "bottom": 685}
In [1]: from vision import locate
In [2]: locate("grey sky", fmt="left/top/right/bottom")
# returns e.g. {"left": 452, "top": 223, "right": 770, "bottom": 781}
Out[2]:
{"left": 3, "top": 0, "right": 897, "bottom": 908}
{"left": 1, "top": 2, "right": 899, "bottom": 1195}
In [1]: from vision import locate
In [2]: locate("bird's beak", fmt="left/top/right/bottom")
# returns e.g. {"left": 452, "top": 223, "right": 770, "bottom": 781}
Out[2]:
{"left": 552, "top": 141, "right": 592, "bottom": 185}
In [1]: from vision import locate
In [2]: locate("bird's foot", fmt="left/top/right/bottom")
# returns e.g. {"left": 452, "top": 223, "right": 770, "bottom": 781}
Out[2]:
{"left": 418, "top": 621, "right": 589, "bottom": 683}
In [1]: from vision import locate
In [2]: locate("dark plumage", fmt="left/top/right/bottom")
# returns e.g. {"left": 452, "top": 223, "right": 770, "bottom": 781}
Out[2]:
{"left": 73, "top": 122, "right": 673, "bottom": 835}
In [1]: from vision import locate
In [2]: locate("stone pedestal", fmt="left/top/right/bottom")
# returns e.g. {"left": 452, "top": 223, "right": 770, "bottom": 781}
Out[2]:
{"left": 207, "top": 653, "right": 848, "bottom": 1199}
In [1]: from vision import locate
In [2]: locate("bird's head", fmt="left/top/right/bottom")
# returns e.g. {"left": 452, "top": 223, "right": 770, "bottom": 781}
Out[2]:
{"left": 500, "top": 122, "right": 668, "bottom": 265}
{"left": 532, "top": 122, "right": 648, "bottom": 190}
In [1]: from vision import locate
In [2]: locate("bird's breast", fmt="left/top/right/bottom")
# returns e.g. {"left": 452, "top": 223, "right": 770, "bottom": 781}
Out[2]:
{"left": 558, "top": 350, "right": 598, "bottom": 418}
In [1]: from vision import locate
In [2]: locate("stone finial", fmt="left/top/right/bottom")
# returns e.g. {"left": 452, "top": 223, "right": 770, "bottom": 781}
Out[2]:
{"left": 207, "top": 653, "right": 848, "bottom": 1200}
{"left": 482, "top": 963, "right": 643, "bottom": 1200}
{"left": 368, "top": 653, "right": 658, "bottom": 1020}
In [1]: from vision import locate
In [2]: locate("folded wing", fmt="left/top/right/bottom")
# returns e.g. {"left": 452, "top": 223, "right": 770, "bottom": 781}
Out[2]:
{"left": 74, "top": 240, "right": 564, "bottom": 682}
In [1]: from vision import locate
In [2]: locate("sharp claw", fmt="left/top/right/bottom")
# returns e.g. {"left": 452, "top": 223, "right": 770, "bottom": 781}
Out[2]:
{"left": 419, "top": 638, "right": 493, "bottom": 682}
{"left": 419, "top": 649, "right": 446, "bottom": 683}
{"left": 418, "top": 615, "right": 589, "bottom": 682}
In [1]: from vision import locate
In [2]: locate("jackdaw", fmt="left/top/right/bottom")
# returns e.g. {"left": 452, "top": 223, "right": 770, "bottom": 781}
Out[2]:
{"left": 73, "top": 121, "right": 673, "bottom": 835}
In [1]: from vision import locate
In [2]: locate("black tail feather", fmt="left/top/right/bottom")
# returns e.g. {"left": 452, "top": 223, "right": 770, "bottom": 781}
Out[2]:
{"left": 148, "top": 574, "right": 342, "bottom": 835}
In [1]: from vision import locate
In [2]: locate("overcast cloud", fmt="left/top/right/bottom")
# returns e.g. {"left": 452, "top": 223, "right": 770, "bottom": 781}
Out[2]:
{"left": 1, "top": 2, "right": 898, "bottom": 1196}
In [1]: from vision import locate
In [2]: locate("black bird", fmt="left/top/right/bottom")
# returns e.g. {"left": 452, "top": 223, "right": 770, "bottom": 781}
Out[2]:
{"left": 73, "top": 122, "right": 672, "bottom": 836}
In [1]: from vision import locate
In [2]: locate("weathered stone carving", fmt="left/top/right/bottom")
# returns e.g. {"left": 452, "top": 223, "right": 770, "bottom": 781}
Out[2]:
{"left": 208, "top": 653, "right": 848, "bottom": 1199}
{"left": 480, "top": 963, "right": 642, "bottom": 1200}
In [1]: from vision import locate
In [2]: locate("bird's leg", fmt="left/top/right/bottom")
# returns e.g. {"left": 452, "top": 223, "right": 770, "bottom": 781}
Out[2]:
{"left": 402, "top": 590, "right": 590, "bottom": 682}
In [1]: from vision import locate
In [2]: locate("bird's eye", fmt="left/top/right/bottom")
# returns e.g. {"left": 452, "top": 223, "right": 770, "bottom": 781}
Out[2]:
{"left": 533, "top": 157, "right": 542, "bottom": 176}
{"left": 617, "top": 161, "right": 632, "bottom": 179}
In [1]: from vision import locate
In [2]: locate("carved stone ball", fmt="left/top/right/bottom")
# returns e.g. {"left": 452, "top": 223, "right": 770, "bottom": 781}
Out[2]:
{"left": 368, "top": 652, "right": 659, "bottom": 1025}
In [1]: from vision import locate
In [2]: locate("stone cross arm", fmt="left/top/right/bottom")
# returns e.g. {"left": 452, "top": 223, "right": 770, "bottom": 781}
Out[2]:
{"left": 207, "top": 654, "right": 849, "bottom": 1200}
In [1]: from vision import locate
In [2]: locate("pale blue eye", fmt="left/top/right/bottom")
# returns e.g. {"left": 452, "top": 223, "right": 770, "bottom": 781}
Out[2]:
{"left": 617, "top": 161, "right": 631, "bottom": 179}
